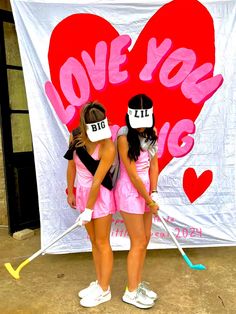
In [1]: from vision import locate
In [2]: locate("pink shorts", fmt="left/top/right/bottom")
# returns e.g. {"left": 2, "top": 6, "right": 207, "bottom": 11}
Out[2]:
{"left": 76, "top": 184, "right": 116, "bottom": 219}
{"left": 114, "top": 178, "right": 150, "bottom": 214}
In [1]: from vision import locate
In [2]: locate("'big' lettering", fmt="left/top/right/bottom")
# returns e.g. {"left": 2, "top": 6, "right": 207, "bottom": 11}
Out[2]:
{"left": 91, "top": 121, "right": 106, "bottom": 131}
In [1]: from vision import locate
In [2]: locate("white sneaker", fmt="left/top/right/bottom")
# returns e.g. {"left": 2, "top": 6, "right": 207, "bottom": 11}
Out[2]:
{"left": 78, "top": 280, "right": 98, "bottom": 298}
{"left": 80, "top": 284, "right": 111, "bottom": 307}
{"left": 122, "top": 286, "right": 155, "bottom": 309}
{"left": 139, "top": 281, "right": 159, "bottom": 301}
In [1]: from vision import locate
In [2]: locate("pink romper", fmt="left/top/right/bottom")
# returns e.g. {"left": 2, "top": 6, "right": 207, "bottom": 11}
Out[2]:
{"left": 74, "top": 144, "right": 116, "bottom": 219}
{"left": 114, "top": 126, "right": 157, "bottom": 214}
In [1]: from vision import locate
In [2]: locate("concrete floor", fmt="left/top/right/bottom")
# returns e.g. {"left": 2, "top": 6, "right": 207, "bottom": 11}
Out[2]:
{"left": 0, "top": 228, "right": 236, "bottom": 314}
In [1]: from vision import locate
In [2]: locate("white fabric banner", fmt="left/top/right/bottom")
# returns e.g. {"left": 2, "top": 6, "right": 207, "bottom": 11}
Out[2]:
{"left": 10, "top": 0, "right": 236, "bottom": 253}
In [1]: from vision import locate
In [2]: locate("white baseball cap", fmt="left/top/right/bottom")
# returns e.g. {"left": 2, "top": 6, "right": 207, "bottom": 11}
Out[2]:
{"left": 86, "top": 117, "right": 112, "bottom": 142}
{"left": 127, "top": 107, "right": 153, "bottom": 128}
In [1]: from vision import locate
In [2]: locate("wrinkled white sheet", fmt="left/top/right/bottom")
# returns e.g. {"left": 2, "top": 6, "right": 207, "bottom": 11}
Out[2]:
{"left": 10, "top": 0, "right": 236, "bottom": 253}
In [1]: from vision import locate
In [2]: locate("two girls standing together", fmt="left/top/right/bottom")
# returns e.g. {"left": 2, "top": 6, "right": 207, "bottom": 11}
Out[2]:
{"left": 65, "top": 94, "right": 159, "bottom": 309}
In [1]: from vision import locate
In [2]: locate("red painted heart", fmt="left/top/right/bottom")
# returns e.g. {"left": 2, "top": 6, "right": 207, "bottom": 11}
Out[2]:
{"left": 183, "top": 168, "right": 213, "bottom": 203}
{"left": 46, "top": 0, "right": 218, "bottom": 173}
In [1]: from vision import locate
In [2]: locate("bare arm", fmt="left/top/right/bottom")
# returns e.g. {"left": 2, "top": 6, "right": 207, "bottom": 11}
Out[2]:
{"left": 118, "top": 135, "right": 153, "bottom": 205}
{"left": 67, "top": 160, "right": 76, "bottom": 194}
{"left": 86, "top": 140, "right": 115, "bottom": 209}
{"left": 149, "top": 153, "right": 159, "bottom": 193}
{"left": 66, "top": 133, "right": 76, "bottom": 208}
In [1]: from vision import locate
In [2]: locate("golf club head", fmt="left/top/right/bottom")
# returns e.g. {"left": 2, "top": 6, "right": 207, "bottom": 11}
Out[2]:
{"left": 4, "top": 263, "right": 20, "bottom": 279}
{"left": 191, "top": 264, "right": 206, "bottom": 270}
{"left": 183, "top": 254, "right": 206, "bottom": 271}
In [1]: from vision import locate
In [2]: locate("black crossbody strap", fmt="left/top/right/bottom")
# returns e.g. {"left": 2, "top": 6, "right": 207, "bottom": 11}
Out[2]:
{"left": 64, "top": 128, "right": 113, "bottom": 190}
{"left": 75, "top": 146, "right": 113, "bottom": 191}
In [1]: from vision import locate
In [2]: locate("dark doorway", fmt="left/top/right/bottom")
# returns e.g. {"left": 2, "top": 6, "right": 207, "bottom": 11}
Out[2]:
{"left": 0, "top": 9, "right": 40, "bottom": 233}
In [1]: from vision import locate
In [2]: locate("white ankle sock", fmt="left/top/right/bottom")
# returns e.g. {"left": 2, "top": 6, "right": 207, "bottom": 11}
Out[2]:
{"left": 126, "top": 287, "right": 137, "bottom": 296}
{"left": 98, "top": 284, "right": 110, "bottom": 294}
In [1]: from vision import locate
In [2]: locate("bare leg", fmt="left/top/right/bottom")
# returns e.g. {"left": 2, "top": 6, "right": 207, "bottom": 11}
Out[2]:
{"left": 94, "top": 214, "right": 113, "bottom": 291}
{"left": 137, "top": 211, "right": 153, "bottom": 283}
{"left": 120, "top": 212, "right": 148, "bottom": 291}
{"left": 85, "top": 221, "right": 101, "bottom": 283}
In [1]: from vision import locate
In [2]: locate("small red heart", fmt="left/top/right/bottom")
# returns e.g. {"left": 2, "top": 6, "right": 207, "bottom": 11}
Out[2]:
{"left": 183, "top": 168, "right": 213, "bottom": 203}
